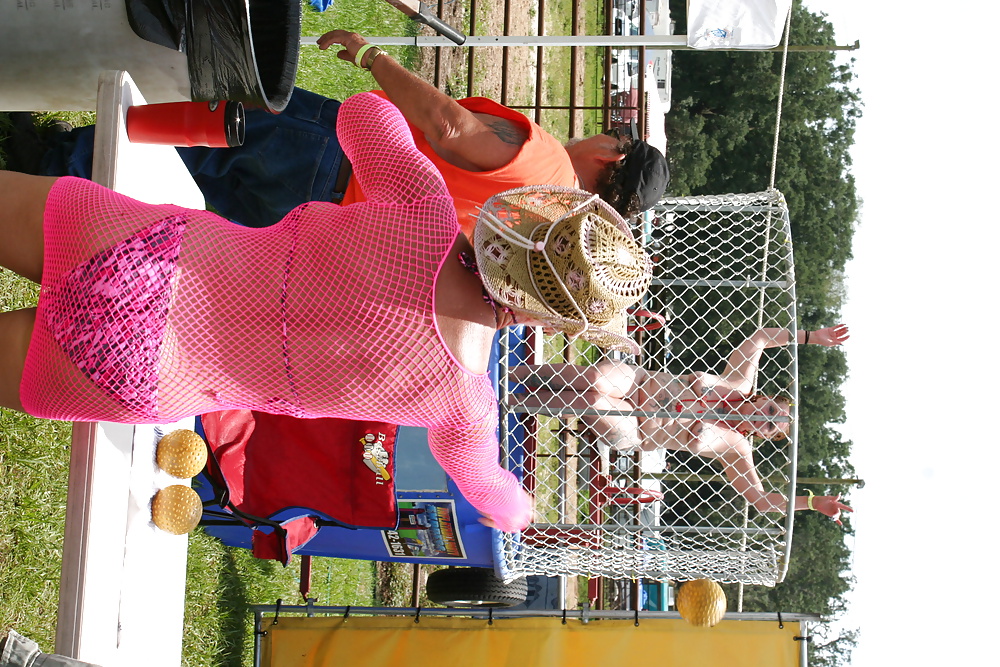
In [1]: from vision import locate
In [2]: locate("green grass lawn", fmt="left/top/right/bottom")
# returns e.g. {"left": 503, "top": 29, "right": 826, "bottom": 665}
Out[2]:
{"left": 1, "top": 1, "right": 611, "bottom": 663}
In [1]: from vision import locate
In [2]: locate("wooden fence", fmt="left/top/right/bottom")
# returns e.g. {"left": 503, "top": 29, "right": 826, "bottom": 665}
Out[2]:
{"left": 419, "top": 0, "right": 654, "bottom": 142}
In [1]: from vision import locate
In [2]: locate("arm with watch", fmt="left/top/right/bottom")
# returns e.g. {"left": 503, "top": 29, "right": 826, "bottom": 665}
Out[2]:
{"left": 718, "top": 324, "right": 851, "bottom": 396}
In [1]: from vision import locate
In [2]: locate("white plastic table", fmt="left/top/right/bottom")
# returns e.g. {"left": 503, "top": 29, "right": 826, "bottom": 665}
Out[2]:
{"left": 54, "top": 70, "right": 205, "bottom": 667}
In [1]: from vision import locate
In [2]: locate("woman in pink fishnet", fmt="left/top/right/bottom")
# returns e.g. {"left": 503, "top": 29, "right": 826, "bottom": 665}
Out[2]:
{"left": 0, "top": 92, "right": 653, "bottom": 533}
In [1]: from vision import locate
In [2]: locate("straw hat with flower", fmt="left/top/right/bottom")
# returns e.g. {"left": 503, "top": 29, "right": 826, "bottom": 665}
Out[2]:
{"left": 474, "top": 185, "right": 653, "bottom": 355}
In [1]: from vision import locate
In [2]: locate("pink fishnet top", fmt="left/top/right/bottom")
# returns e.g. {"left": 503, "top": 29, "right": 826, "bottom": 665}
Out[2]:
{"left": 23, "top": 92, "right": 531, "bottom": 531}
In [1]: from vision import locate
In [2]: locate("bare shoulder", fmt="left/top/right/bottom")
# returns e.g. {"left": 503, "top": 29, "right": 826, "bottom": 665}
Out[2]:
{"left": 429, "top": 111, "right": 527, "bottom": 172}
{"left": 433, "top": 238, "right": 498, "bottom": 374}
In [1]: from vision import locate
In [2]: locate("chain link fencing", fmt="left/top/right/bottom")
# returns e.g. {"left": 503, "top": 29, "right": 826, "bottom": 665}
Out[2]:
{"left": 496, "top": 189, "right": 798, "bottom": 585}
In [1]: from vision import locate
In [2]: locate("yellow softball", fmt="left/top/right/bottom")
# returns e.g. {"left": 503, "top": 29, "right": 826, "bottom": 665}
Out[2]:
{"left": 676, "top": 579, "right": 727, "bottom": 627}
{"left": 156, "top": 429, "right": 208, "bottom": 478}
{"left": 151, "top": 485, "right": 203, "bottom": 535}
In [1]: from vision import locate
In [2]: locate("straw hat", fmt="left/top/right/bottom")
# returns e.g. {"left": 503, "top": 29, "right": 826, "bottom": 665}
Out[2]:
{"left": 474, "top": 185, "right": 652, "bottom": 354}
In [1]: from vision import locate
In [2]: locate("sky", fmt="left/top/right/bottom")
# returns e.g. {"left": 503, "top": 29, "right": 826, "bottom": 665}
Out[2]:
{"left": 798, "top": 1, "right": 1000, "bottom": 664}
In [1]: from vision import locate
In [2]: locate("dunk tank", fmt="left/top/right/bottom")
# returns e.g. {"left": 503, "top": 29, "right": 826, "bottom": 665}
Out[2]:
{"left": 194, "top": 189, "right": 801, "bottom": 598}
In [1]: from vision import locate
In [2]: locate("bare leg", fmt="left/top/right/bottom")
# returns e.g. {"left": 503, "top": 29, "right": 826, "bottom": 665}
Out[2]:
{"left": 582, "top": 393, "right": 642, "bottom": 451}
{"left": 511, "top": 361, "right": 641, "bottom": 399}
{"left": 510, "top": 387, "right": 596, "bottom": 411}
{"left": 510, "top": 388, "right": 641, "bottom": 451}
{"left": 591, "top": 359, "right": 642, "bottom": 397}
{"left": 0, "top": 171, "right": 56, "bottom": 283}
{"left": 0, "top": 308, "right": 36, "bottom": 412}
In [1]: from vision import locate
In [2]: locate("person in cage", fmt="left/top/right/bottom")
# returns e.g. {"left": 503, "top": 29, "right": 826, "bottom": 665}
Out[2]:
{"left": 0, "top": 92, "right": 653, "bottom": 534}
{"left": 511, "top": 324, "right": 853, "bottom": 523}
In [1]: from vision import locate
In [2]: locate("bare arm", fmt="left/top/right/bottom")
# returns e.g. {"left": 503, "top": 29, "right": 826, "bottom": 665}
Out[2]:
{"left": 719, "top": 439, "right": 788, "bottom": 513}
{"left": 718, "top": 324, "right": 850, "bottom": 395}
{"left": 317, "top": 30, "right": 524, "bottom": 172}
{"left": 702, "top": 426, "right": 853, "bottom": 520}
{"left": 335, "top": 92, "right": 448, "bottom": 203}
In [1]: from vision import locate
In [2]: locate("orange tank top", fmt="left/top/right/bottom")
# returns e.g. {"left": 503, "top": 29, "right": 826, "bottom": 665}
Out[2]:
{"left": 339, "top": 92, "right": 578, "bottom": 239}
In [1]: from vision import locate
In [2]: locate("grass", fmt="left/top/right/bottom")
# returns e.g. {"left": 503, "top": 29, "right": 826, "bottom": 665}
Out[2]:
{"left": 1, "top": 0, "right": 614, "bottom": 661}
{"left": 296, "top": 0, "right": 419, "bottom": 98}
{"left": 0, "top": 271, "right": 71, "bottom": 645}
{"left": 0, "top": 407, "right": 72, "bottom": 646}
{"left": 182, "top": 533, "right": 377, "bottom": 667}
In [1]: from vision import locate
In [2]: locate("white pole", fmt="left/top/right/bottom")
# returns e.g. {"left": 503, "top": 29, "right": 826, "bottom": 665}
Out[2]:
{"left": 301, "top": 35, "right": 689, "bottom": 47}
{"left": 300, "top": 35, "right": 859, "bottom": 50}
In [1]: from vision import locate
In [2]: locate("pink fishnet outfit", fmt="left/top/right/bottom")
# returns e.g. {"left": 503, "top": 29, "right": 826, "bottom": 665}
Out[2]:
{"left": 21, "top": 92, "right": 531, "bottom": 531}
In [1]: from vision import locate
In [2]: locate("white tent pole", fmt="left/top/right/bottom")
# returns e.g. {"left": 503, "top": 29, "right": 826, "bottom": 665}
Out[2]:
{"left": 303, "top": 35, "right": 686, "bottom": 47}
{"left": 301, "top": 35, "right": 859, "bottom": 50}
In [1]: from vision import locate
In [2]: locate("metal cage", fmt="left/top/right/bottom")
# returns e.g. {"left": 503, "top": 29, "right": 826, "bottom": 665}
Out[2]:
{"left": 496, "top": 189, "right": 799, "bottom": 585}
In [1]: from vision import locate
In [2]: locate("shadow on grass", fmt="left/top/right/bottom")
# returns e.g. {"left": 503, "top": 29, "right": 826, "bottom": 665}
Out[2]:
{"left": 215, "top": 548, "right": 254, "bottom": 667}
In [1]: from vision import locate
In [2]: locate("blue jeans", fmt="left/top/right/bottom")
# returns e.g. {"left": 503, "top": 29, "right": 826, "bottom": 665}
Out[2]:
{"left": 40, "top": 88, "right": 346, "bottom": 228}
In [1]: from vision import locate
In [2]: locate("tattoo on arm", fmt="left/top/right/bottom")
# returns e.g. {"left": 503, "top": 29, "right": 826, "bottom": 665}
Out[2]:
{"left": 696, "top": 374, "right": 714, "bottom": 397}
{"left": 649, "top": 376, "right": 677, "bottom": 410}
{"left": 483, "top": 118, "right": 527, "bottom": 147}
{"left": 606, "top": 425, "right": 640, "bottom": 451}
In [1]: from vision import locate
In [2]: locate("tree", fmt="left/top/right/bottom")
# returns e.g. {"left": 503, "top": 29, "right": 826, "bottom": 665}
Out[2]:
{"left": 809, "top": 624, "right": 860, "bottom": 667}
{"left": 733, "top": 510, "right": 854, "bottom": 615}
{"left": 666, "top": 2, "right": 862, "bottom": 288}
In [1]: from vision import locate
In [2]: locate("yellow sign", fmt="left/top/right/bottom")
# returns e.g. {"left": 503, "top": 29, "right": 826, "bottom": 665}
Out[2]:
{"left": 262, "top": 615, "right": 802, "bottom": 667}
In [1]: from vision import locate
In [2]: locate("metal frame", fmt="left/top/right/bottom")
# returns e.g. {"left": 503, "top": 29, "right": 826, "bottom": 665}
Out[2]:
{"left": 495, "top": 190, "right": 799, "bottom": 586}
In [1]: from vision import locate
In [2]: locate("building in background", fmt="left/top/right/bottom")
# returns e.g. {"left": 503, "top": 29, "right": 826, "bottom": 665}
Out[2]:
{"left": 609, "top": 0, "right": 671, "bottom": 157}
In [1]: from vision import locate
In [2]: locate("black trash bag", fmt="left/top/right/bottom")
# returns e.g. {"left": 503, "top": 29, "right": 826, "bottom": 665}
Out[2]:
{"left": 125, "top": 0, "right": 187, "bottom": 51}
{"left": 126, "top": 0, "right": 299, "bottom": 113}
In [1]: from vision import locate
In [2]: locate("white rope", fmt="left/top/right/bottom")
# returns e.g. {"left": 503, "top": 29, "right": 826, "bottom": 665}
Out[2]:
{"left": 768, "top": 5, "right": 795, "bottom": 190}
{"left": 477, "top": 209, "right": 539, "bottom": 250}
{"left": 741, "top": 3, "right": 795, "bottom": 614}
